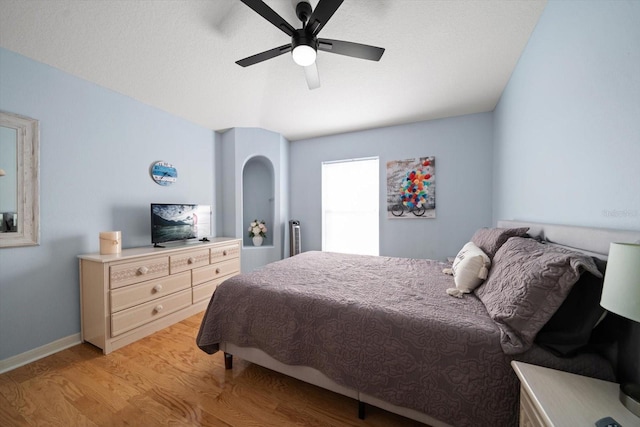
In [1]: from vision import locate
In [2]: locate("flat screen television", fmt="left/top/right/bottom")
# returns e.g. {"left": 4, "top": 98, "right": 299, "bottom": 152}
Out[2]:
{"left": 151, "top": 204, "right": 211, "bottom": 247}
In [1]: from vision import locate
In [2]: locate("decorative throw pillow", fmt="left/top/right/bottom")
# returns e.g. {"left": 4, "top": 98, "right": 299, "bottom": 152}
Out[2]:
{"left": 470, "top": 227, "right": 530, "bottom": 260}
{"left": 445, "top": 242, "right": 491, "bottom": 298}
{"left": 474, "top": 237, "right": 601, "bottom": 355}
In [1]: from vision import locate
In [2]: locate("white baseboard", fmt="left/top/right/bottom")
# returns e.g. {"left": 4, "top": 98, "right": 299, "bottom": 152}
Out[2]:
{"left": 0, "top": 334, "right": 81, "bottom": 374}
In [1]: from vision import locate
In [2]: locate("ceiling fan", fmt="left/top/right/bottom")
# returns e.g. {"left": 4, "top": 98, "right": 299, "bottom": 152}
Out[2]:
{"left": 236, "top": 0, "right": 385, "bottom": 90}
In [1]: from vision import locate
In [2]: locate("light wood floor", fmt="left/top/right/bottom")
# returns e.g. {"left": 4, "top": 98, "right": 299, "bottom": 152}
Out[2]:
{"left": 0, "top": 313, "right": 426, "bottom": 426}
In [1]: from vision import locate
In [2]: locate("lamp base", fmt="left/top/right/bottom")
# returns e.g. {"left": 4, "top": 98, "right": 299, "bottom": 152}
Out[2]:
{"left": 620, "top": 383, "right": 640, "bottom": 417}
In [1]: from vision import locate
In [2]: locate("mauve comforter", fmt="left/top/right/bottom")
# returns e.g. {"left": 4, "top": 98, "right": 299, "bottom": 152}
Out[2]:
{"left": 197, "top": 251, "right": 613, "bottom": 427}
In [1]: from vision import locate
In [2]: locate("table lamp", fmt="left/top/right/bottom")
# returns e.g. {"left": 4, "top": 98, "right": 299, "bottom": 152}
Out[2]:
{"left": 600, "top": 242, "right": 640, "bottom": 417}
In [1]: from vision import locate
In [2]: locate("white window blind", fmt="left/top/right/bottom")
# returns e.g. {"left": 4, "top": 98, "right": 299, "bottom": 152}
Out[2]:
{"left": 322, "top": 157, "right": 379, "bottom": 256}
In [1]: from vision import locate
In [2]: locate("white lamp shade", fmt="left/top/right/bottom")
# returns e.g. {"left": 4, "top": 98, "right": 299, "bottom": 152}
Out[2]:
{"left": 292, "top": 45, "right": 316, "bottom": 67}
{"left": 600, "top": 243, "right": 640, "bottom": 323}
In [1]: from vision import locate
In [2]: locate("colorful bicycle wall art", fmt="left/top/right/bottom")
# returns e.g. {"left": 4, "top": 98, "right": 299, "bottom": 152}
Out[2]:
{"left": 386, "top": 157, "right": 436, "bottom": 219}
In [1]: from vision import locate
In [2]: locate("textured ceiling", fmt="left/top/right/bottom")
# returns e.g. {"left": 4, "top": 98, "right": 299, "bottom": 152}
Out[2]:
{"left": 0, "top": 0, "right": 547, "bottom": 141}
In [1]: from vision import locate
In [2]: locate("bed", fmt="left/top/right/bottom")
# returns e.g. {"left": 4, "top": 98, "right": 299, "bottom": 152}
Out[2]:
{"left": 196, "top": 220, "right": 640, "bottom": 427}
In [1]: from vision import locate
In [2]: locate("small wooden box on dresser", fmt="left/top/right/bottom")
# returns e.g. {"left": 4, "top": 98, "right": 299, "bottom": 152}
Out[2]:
{"left": 79, "top": 237, "right": 241, "bottom": 354}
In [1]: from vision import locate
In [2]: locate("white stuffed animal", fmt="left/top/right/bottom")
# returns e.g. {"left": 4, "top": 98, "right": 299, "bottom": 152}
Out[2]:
{"left": 444, "top": 242, "right": 491, "bottom": 298}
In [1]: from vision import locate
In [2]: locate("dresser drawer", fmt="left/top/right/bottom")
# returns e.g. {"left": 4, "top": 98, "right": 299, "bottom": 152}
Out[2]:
{"left": 192, "top": 258, "right": 240, "bottom": 286}
{"left": 210, "top": 242, "right": 240, "bottom": 262}
{"left": 111, "top": 289, "right": 192, "bottom": 337}
{"left": 110, "top": 271, "right": 191, "bottom": 313}
{"left": 170, "top": 248, "right": 210, "bottom": 274}
{"left": 109, "top": 256, "right": 169, "bottom": 289}
{"left": 192, "top": 276, "right": 229, "bottom": 304}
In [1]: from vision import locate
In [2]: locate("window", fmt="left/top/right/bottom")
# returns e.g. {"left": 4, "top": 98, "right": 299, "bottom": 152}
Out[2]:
{"left": 322, "top": 157, "right": 379, "bottom": 256}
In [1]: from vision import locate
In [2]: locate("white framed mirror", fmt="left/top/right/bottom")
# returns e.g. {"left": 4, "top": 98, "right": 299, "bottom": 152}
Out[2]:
{"left": 0, "top": 111, "right": 40, "bottom": 247}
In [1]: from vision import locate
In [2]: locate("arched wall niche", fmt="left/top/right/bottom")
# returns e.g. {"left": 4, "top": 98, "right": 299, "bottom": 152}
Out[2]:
{"left": 242, "top": 155, "right": 274, "bottom": 247}
{"left": 219, "top": 126, "right": 289, "bottom": 273}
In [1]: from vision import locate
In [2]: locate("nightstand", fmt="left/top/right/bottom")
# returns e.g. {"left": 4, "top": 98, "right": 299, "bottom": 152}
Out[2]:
{"left": 511, "top": 361, "right": 639, "bottom": 426}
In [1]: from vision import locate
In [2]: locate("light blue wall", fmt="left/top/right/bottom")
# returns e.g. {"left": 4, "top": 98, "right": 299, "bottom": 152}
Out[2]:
{"left": 290, "top": 113, "right": 494, "bottom": 261}
{"left": 0, "top": 48, "right": 216, "bottom": 360}
{"left": 493, "top": 0, "right": 640, "bottom": 230}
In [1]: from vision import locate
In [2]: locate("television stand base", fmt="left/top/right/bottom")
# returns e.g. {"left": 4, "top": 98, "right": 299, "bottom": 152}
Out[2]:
{"left": 153, "top": 243, "right": 165, "bottom": 248}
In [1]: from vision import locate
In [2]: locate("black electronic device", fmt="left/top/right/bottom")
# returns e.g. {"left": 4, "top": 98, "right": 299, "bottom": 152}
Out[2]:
{"left": 151, "top": 204, "right": 211, "bottom": 247}
{"left": 289, "top": 220, "right": 301, "bottom": 256}
{"left": 595, "top": 416, "right": 622, "bottom": 427}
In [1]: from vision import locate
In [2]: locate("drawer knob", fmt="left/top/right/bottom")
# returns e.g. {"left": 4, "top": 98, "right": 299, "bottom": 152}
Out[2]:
{"left": 138, "top": 266, "right": 149, "bottom": 275}
{"left": 188, "top": 257, "right": 196, "bottom": 264}
{"left": 154, "top": 304, "right": 163, "bottom": 313}
{"left": 223, "top": 250, "right": 227, "bottom": 256}
{"left": 153, "top": 284, "right": 163, "bottom": 293}
{"left": 215, "top": 268, "right": 221, "bottom": 274}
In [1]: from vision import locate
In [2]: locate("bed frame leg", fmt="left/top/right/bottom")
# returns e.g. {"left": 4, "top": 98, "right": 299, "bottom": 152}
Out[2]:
{"left": 224, "top": 352, "right": 233, "bottom": 370}
{"left": 358, "top": 401, "right": 366, "bottom": 420}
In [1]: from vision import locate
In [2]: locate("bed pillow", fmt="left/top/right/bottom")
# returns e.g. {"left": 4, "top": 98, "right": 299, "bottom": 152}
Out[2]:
{"left": 445, "top": 242, "right": 491, "bottom": 298}
{"left": 470, "top": 227, "right": 530, "bottom": 260}
{"left": 535, "top": 270, "right": 606, "bottom": 356}
{"left": 474, "top": 237, "right": 602, "bottom": 355}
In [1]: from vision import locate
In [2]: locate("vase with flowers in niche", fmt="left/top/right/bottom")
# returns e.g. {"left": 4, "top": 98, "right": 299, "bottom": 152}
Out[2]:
{"left": 248, "top": 220, "right": 267, "bottom": 247}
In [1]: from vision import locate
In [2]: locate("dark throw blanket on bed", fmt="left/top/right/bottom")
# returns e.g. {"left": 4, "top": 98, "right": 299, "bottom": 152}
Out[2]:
{"left": 197, "top": 251, "right": 613, "bottom": 427}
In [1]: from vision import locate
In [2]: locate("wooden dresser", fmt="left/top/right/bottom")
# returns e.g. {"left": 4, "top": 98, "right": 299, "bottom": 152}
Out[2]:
{"left": 79, "top": 238, "right": 241, "bottom": 354}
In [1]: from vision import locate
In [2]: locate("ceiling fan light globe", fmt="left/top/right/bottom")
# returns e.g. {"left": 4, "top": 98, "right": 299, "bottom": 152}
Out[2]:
{"left": 292, "top": 45, "right": 316, "bottom": 66}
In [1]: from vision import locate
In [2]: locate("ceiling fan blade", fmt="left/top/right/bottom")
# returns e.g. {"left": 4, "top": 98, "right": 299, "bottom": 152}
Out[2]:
{"left": 307, "top": 0, "right": 343, "bottom": 36}
{"left": 318, "top": 38, "right": 385, "bottom": 61}
{"left": 303, "top": 62, "right": 320, "bottom": 90}
{"left": 240, "top": 0, "right": 296, "bottom": 37}
{"left": 236, "top": 44, "right": 292, "bottom": 67}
